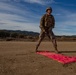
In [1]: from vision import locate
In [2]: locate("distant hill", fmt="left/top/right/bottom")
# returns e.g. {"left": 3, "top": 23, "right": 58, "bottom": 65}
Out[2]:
{"left": 0, "top": 30, "right": 39, "bottom": 36}
{"left": 0, "top": 29, "right": 76, "bottom": 41}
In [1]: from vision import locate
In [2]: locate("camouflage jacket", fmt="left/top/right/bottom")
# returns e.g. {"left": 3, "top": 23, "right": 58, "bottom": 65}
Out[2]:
{"left": 40, "top": 14, "right": 55, "bottom": 31}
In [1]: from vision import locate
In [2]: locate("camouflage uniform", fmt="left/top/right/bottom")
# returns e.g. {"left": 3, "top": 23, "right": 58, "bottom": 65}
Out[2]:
{"left": 36, "top": 7, "right": 58, "bottom": 53}
{"left": 39, "top": 14, "right": 55, "bottom": 39}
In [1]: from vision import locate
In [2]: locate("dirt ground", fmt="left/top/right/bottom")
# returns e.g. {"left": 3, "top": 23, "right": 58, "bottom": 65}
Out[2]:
{"left": 0, "top": 41, "right": 76, "bottom": 75}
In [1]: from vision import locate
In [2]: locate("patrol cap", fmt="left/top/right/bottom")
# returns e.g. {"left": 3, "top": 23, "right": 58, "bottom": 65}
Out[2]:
{"left": 46, "top": 7, "right": 52, "bottom": 12}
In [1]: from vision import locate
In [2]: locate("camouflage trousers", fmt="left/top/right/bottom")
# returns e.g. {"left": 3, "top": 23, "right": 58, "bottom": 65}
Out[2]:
{"left": 39, "top": 29, "right": 55, "bottom": 40}
{"left": 36, "top": 29, "right": 58, "bottom": 51}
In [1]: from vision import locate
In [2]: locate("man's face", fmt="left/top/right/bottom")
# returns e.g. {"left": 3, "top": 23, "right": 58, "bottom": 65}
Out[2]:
{"left": 47, "top": 9, "right": 52, "bottom": 14}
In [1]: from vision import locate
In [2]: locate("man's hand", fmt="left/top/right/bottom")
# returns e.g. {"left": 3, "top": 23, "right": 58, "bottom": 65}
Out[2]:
{"left": 42, "top": 29, "right": 45, "bottom": 32}
{"left": 41, "top": 27, "right": 46, "bottom": 33}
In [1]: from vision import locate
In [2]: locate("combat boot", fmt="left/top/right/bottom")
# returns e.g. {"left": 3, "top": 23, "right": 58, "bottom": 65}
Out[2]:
{"left": 35, "top": 44, "right": 39, "bottom": 52}
{"left": 54, "top": 45, "right": 59, "bottom": 53}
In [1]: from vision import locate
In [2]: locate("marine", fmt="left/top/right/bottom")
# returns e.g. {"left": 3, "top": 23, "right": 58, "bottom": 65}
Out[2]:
{"left": 36, "top": 7, "right": 59, "bottom": 53}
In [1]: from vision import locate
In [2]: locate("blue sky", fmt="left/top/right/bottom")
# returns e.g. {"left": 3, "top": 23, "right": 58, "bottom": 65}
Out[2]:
{"left": 0, "top": 0, "right": 76, "bottom": 35}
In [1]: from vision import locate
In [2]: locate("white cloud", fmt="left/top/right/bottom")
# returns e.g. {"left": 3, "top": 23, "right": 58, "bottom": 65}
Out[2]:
{"left": 53, "top": 7, "right": 76, "bottom": 35}
{"left": 23, "top": 0, "right": 55, "bottom": 5}
{"left": 0, "top": 21, "right": 40, "bottom": 32}
{"left": 24, "top": 0, "right": 43, "bottom": 4}
{"left": 0, "top": 1, "right": 40, "bottom": 32}
{"left": 54, "top": 4, "right": 76, "bottom": 32}
{"left": 0, "top": 12, "right": 40, "bottom": 32}
{"left": 0, "top": 2, "right": 29, "bottom": 15}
